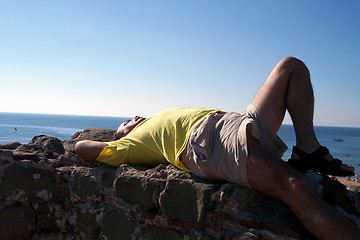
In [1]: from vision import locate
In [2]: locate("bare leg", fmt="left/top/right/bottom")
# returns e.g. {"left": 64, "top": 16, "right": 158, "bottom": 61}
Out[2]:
{"left": 252, "top": 57, "right": 319, "bottom": 151}
{"left": 246, "top": 57, "right": 359, "bottom": 238}
{"left": 251, "top": 56, "right": 353, "bottom": 172}
{"left": 75, "top": 140, "right": 107, "bottom": 163}
{"left": 247, "top": 139, "right": 360, "bottom": 240}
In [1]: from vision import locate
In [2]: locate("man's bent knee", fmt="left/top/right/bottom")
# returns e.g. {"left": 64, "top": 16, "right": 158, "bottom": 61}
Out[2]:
{"left": 280, "top": 56, "right": 305, "bottom": 67}
{"left": 278, "top": 171, "right": 313, "bottom": 204}
{"left": 286, "top": 172, "right": 309, "bottom": 193}
{"left": 279, "top": 57, "right": 309, "bottom": 75}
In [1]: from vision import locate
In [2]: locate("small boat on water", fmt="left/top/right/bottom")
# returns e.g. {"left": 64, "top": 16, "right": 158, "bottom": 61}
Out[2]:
{"left": 333, "top": 138, "right": 343, "bottom": 142}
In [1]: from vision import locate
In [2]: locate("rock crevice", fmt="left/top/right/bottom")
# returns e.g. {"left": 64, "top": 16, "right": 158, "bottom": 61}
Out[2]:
{"left": 0, "top": 128, "right": 359, "bottom": 240}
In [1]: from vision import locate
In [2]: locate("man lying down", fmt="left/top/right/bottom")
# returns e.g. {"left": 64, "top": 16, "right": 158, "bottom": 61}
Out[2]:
{"left": 75, "top": 57, "right": 358, "bottom": 240}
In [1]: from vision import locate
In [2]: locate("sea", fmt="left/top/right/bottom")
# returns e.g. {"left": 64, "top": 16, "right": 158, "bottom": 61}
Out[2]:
{"left": 1, "top": 112, "right": 360, "bottom": 176}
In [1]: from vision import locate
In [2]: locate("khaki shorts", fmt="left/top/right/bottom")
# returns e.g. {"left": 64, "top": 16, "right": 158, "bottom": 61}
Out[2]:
{"left": 183, "top": 104, "right": 288, "bottom": 188}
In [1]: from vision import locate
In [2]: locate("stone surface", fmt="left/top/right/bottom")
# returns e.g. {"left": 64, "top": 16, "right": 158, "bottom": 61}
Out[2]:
{"left": 0, "top": 128, "right": 359, "bottom": 240}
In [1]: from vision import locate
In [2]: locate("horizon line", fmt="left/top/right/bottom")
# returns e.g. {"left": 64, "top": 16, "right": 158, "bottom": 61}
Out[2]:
{"left": 1, "top": 111, "right": 359, "bottom": 129}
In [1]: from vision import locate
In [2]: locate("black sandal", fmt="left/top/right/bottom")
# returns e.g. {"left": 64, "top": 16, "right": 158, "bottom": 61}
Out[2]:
{"left": 287, "top": 146, "right": 355, "bottom": 176}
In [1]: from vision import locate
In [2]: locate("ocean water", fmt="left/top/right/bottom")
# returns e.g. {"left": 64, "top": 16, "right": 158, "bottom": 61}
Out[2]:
{"left": 1, "top": 112, "right": 359, "bottom": 175}
{"left": 278, "top": 125, "right": 360, "bottom": 176}
{"left": 0, "top": 112, "right": 129, "bottom": 145}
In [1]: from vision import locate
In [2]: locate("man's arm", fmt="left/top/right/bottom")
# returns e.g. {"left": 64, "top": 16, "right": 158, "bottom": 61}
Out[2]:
{"left": 75, "top": 140, "right": 107, "bottom": 163}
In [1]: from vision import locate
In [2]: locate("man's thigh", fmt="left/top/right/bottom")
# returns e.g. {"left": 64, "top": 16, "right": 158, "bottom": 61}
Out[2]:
{"left": 251, "top": 58, "right": 293, "bottom": 134}
{"left": 246, "top": 138, "right": 302, "bottom": 198}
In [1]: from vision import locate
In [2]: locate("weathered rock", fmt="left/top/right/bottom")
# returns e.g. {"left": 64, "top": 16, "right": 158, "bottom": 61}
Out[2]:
{"left": 0, "top": 160, "right": 59, "bottom": 203}
{"left": 159, "top": 177, "right": 219, "bottom": 227}
{"left": 100, "top": 210, "right": 137, "bottom": 240}
{"left": 71, "top": 127, "right": 116, "bottom": 142}
{"left": 0, "top": 128, "right": 359, "bottom": 240}
{"left": 35, "top": 202, "right": 64, "bottom": 233}
{"left": 0, "top": 142, "right": 21, "bottom": 150}
{"left": 114, "top": 164, "right": 167, "bottom": 209}
{"left": 140, "top": 226, "right": 183, "bottom": 240}
{"left": 0, "top": 202, "right": 35, "bottom": 240}
{"left": 14, "top": 135, "right": 65, "bottom": 158}
{"left": 0, "top": 149, "right": 13, "bottom": 161}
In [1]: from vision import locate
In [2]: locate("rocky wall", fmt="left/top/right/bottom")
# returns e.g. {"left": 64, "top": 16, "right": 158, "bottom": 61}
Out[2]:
{"left": 0, "top": 128, "right": 359, "bottom": 240}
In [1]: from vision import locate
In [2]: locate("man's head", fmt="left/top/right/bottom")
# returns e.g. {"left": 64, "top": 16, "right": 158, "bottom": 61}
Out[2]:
{"left": 115, "top": 116, "right": 146, "bottom": 140}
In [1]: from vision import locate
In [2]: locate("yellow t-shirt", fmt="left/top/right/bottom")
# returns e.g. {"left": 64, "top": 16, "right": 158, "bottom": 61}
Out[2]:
{"left": 96, "top": 107, "right": 222, "bottom": 171}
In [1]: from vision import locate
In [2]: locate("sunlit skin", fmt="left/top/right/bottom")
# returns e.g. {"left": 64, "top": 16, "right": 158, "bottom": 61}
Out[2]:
{"left": 115, "top": 116, "right": 146, "bottom": 140}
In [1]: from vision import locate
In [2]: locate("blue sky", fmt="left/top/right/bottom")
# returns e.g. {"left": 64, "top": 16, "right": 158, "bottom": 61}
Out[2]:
{"left": 1, "top": 1, "right": 359, "bottom": 127}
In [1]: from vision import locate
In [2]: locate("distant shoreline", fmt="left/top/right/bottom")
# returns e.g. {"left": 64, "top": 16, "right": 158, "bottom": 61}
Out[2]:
{"left": 0, "top": 112, "right": 359, "bottom": 128}
{"left": 337, "top": 177, "right": 360, "bottom": 188}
